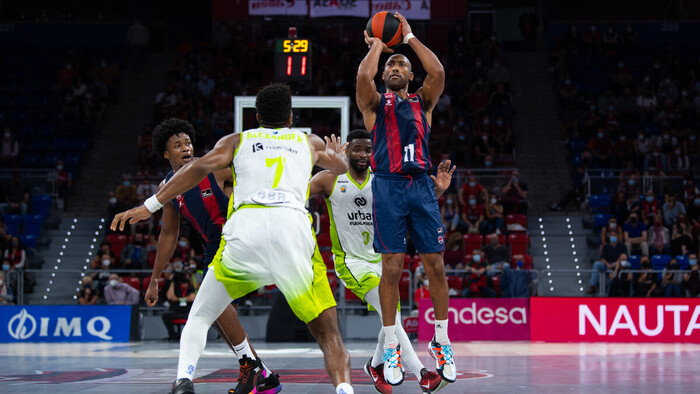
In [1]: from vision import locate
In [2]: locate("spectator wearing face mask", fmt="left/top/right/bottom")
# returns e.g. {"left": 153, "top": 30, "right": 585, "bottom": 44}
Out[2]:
{"left": 662, "top": 196, "right": 686, "bottom": 227}
{"left": 617, "top": 173, "right": 640, "bottom": 204}
{"left": 443, "top": 232, "right": 465, "bottom": 269}
{"left": 601, "top": 216, "right": 623, "bottom": 254}
{"left": 683, "top": 254, "right": 699, "bottom": 297}
{"left": 461, "top": 249, "right": 495, "bottom": 298}
{"left": 587, "top": 128, "right": 612, "bottom": 167}
{"left": 670, "top": 215, "right": 695, "bottom": 256}
{"left": 483, "top": 234, "right": 509, "bottom": 275}
{"left": 414, "top": 279, "right": 431, "bottom": 304}
{"left": 459, "top": 175, "right": 489, "bottom": 206}
{"left": 175, "top": 236, "right": 195, "bottom": 262}
{"left": 474, "top": 130, "right": 496, "bottom": 167}
{"left": 78, "top": 276, "right": 99, "bottom": 305}
{"left": 661, "top": 259, "right": 683, "bottom": 297}
{"left": 667, "top": 147, "right": 690, "bottom": 172}
{"left": 4, "top": 236, "right": 26, "bottom": 269}
{"left": 684, "top": 133, "right": 700, "bottom": 166}
{"left": 461, "top": 194, "right": 487, "bottom": 235}
{"left": 121, "top": 232, "right": 148, "bottom": 271}
{"left": 483, "top": 154, "right": 495, "bottom": 169}
{"left": 491, "top": 116, "right": 513, "bottom": 154}
{"left": 608, "top": 254, "right": 633, "bottom": 297}
{"left": 501, "top": 171, "right": 528, "bottom": 215}
{"left": 441, "top": 194, "right": 464, "bottom": 233}
{"left": 641, "top": 190, "right": 659, "bottom": 226}
{"left": 681, "top": 176, "right": 698, "bottom": 207}
{"left": 623, "top": 213, "right": 649, "bottom": 256}
{"left": 648, "top": 214, "right": 671, "bottom": 255}
{"left": 116, "top": 175, "right": 139, "bottom": 211}
{"left": 588, "top": 232, "right": 628, "bottom": 294}
{"left": 485, "top": 195, "right": 504, "bottom": 234}
{"left": 103, "top": 273, "right": 140, "bottom": 305}
{"left": 136, "top": 178, "right": 158, "bottom": 202}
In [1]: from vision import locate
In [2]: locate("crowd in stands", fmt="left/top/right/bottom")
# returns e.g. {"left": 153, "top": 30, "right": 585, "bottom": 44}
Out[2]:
{"left": 549, "top": 23, "right": 700, "bottom": 297}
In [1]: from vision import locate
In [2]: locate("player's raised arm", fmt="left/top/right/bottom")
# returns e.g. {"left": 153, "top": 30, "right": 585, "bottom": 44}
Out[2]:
{"left": 356, "top": 32, "right": 386, "bottom": 120}
{"left": 309, "top": 170, "right": 338, "bottom": 199}
{"left": 395, "top": 12, "right": 445, "bottom": 111}
{"left": 144, "top": 182, "right": 180, "bottom": 307}
{"left": 309, "top": 134, "right": 347, "bottom": 175}
{"left": 110, "top": 133, "right": 240, "bottom": 231}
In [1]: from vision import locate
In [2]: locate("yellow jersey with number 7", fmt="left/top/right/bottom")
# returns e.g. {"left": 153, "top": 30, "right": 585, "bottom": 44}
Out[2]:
{"left": 231, "top": 128, "right": 312, "bottom": 213}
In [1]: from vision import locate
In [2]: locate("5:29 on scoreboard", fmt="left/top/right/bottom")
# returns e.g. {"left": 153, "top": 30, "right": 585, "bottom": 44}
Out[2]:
{"left": 275, "top": 39, "right": 312, "bottom": 83}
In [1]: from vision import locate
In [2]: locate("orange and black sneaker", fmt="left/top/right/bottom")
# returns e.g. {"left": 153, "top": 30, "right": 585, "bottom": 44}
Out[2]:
{"left": 363, "top": 358, "right": 392, "bottom": 393}
{"left": 229, "top": 355, "right": 263, "bottom": 394}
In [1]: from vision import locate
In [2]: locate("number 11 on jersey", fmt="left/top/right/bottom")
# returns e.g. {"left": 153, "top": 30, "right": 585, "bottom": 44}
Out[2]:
{"left": 404, "top": 143, "right": 415, "bottom": 163}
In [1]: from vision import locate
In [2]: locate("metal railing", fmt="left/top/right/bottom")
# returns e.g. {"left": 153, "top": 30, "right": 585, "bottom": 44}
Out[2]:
{"left": 586, "top": 169, "right": 699, "bottom": 198}
{"left": 0, "top": 168, "right": 59, "bottom": 197}
{"left": 539, "top": 268, "right": 694, "bottom": 297}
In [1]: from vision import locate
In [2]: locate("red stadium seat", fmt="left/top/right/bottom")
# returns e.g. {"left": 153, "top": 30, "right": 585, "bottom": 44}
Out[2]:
{"left": 345, "top": 287, "right": 361, "bottom": 301}
{"left": 403, "top": 254, "right": 413, "bottom": 270}
{"left": 462, "top": 234, "right": 483, "bottom": 255}
{"left": 508, "top": 233, "right": 529, "bottom": 256}
{"left": 399, "top": 271, "right": 411, "bottom": 301}
{"left": 506, "top": 214, "right": 528, "bottom": 232}
{"left": 106, "top": 234, "right": 128, "bottom": 263}
{"left": 321, "top": 251, "right": 334, "bottom": 269}
{"left": 412, "top": 255, "right": 422, "bottom": 270}
{"left": 123, "top": 276, "right": 140, "bottom": 291}
{"left": 447, "top": 276, "right": 463, "bottom": 291}
{"left": 320, "top": 213, "right": 330, "bottom": 233}
{"left": 326, "top": 272, "right": 338, "bottom": 294}
{"left": 316, "top": 233, "right": 332, "bottom": 249}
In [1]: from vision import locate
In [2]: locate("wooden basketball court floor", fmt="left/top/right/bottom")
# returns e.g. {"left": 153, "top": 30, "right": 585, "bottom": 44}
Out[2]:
{"left": 1, "top": 340, "right": 699, "bottom": 393}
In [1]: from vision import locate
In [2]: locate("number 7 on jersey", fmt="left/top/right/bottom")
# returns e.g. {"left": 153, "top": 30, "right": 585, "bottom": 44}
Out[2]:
{"left": 266, "top": 156, "right": 286, "bottom": 188}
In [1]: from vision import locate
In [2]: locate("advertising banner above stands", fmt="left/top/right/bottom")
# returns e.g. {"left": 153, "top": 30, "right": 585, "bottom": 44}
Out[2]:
{"left": 249, "top": 0, "right": 308, "bottom": 16}
{"left": 418, "top": 298, "right": 530, "bottom": 341}
{"left": 0, "top": 305, "right": 131, "bottom": 343}
{"left": 531, "top": 298, "right": 700, "bottom": 343}
{"left": 371, "top": 0, "right": 431, "bottom": 20}
{"left": 309, "top": 0, "right": 371, "bottom": 18}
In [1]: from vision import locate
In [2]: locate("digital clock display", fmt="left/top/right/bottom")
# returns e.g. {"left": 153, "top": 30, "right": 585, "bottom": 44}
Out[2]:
{"left": 277, "top": 39, "right": 310, "bottom": 53}
{"left": 275, "top": 38, "right": 312, "bottom": 83}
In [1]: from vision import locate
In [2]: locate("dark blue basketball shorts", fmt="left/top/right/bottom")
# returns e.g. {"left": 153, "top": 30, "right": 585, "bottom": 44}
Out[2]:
{"left": 372, "top": 172, "right": 445, "bottom": 254}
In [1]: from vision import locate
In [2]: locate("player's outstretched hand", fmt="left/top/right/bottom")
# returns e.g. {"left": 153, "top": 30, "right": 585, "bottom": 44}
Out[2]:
{"left": 325, "top": 134, "right": 348, "bottom": 156}
{"left": 110, "top": 205, "right": 153, "bottom": 232}
{"left": 393, "top": 12, "right": 413, "bottom": 40}
{"left": 144, "top": 282, "right": 159, "bottom": 307}
{"left": 364, "top": 30, "right": 393, "bottom": 53}
{"left": 431, "top": 159, "right": 456, "bottom": 194}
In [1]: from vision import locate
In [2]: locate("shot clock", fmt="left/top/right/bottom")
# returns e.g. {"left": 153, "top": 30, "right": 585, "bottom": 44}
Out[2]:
{"left": 275, "top": 38, "right": 312, "bottom": 83}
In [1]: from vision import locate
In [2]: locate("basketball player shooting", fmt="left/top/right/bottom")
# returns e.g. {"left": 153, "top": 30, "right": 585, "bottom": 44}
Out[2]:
{"left": 356, "top": 12, "right": 456, "bottom": 385}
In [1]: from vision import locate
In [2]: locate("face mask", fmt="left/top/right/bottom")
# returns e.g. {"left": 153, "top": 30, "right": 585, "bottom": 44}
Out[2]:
{"left": 189, "top": 263, "right": 197, "bottom": 271}
{"left": 473, "top": 254, "right": 482, "bottom": 262}
{"left": 496, "top": 120, "right": 504, "bottom": 126}
{"left": 629, "top": 179, "right": 636, "bottom": 186}
{"left": 491, "top": 198, "right": 497, "bottom": 204}
{"left": 621, "top": 260, "right": 631, "bottom": 268}
{"left": 185, "top": 74, "right": 191, "bottom": 81}
{"left": 109, "top": 279, "right": 118, "bottom": 287}
{"left": 469, "top": 181, "right": 476, "bottom": 187}
{"left": 12, "top": 240, "right": 18, "bottom": 247}
{"left": 590, "top": 105, "right": 596, "bottom": 111}
{"left": 494, "top": 63, "right": 500, "bottom": 68}
{"left": 109, "top": 197, "right": 117, "bottom": 205}
{"left": 645, "top": 196, "right": 654, "bottom": 203}
{"left": 458, "top": 121, "right": 465, "bottom": 127}
{"left": 694, "top": 198, "right": 700, "bottom": 205}
{"left": 610, "top": 236, "right": 618, "bottom": 243}
{"left": 485, "top": 160, "right": 492, "bottom": 167}
{"left": 598, "top": 133, "right": 605, "bottom": 139}
{"left": 458, "top": 135, "right": 466, "bottom": 141}
{"left": 469, "top": 199, "right": 476, "bottom": 206}
{"left": 2, "top": 264, "right": 9, "bottom": 271}
{"left": 173, "top": 262, "right": 184, "bottom": 272}
{"left": 439, "top": 120, "right": 446, "bottom": 125}
{"left": 179, "top": 241, "right": 187, "bottom": 248}
{"left": 123, "top": 181, "right": 131, "bottom": 186}
{"left": 102, "top": 259, "right": 111, "bottom": 267}
{"left": 608, "top": 106, "right": 614, "bottom": 111}
{"left": 690, "top": 259, "right": 698, "bottom": 266}
{"left": 222, "top": 92, "right": 227, "bottom": 97}
{"left": 691, "top": 136, "right": 697, "bottom": 141}
{"left": 610, "top": 222, "right": 617, "bottom": 229}
{"left": 446, "top": 199, "right": 453, "bottom": 205}
{"left": 57, "top": 165, "right": 63, "bottom": 170}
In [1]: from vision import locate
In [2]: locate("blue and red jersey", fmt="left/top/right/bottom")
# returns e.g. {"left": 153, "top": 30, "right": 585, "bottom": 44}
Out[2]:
{"left": 370, "top": 92, "right": 432, "bottom": 175}
{"left": 164, "top": 171, "right": 228, "bottom": 260}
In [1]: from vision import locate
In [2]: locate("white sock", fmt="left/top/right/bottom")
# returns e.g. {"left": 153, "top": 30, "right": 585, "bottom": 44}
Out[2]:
{"left": 234, "top": 338, "right": 255, "bottom": 361}
{"left": 176, "top": 268, "right": 235, "bottom": 381}
{"left": 434, "top": 319, "right": 449, "bottom": 344}
{"left": 336, "top": 382, "right": 354, "bottom": 394}
{"left": 364, "top": 288, "right": 424, "bottom": 375}
{"left": 382, "top": 325, "right": 398, "bottom": 350}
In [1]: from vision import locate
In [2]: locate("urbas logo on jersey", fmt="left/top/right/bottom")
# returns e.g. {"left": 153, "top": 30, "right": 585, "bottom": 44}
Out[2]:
{"left": 201, "top": 188, "right": 213, "bottom": 198}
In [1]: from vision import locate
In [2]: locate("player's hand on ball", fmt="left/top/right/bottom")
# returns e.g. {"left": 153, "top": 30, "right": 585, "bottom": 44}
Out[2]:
{"left": 393, "top": 12, "right": 413, "bottom": 39}
{"left": 110, "top": 205, "right": 153, "bottom": 232}
{"left": 364, "top": 31, "right": 393, "bottom": 53}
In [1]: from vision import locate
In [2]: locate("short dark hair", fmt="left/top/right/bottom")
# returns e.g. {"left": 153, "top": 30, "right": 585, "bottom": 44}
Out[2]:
{"left": 347, "top": 129, "right": 371, "bottom": 144}
{"left": 255, "top": 83, "right": 292, "bottom": 125}
{"left": 152, "top": 118, "right": 196, "bottom": 157}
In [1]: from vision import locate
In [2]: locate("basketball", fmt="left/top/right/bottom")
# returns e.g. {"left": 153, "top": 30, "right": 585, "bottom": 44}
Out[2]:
{"left": 366, "top": 11, "right": 403, "bottom": 48}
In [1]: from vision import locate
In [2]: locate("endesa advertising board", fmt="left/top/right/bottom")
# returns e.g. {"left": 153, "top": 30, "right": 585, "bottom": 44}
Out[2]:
{"left": 531, "top": 298, "right": 700, "bottom": 343}
{"left": 418, "top": 298, "right": 531, "bottom": 341}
